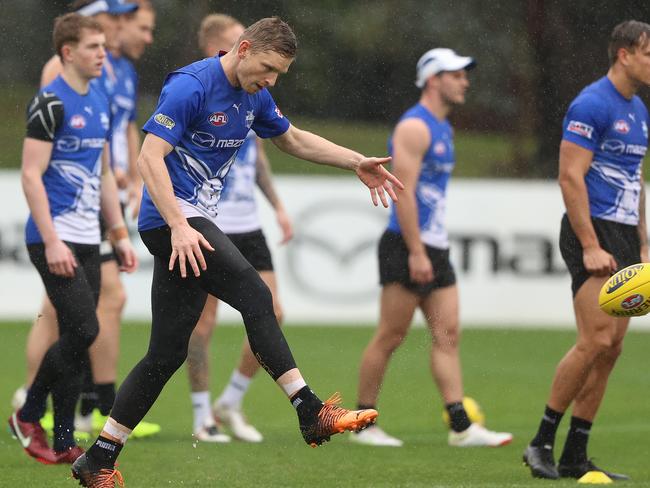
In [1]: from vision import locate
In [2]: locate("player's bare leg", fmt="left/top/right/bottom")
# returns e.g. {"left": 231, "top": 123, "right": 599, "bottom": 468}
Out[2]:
{"left": 420, "top": 285, "right": 463, "bottom": 404}
{"left": 421, "top": 285, "right": 512, "bottom": 447}
{"left": 555, "top": 310, "right": 629, "bottom": 481}
{"left": 526, "top": 276, "right": 625, "bottom": 479}
{"left": 214, "top": 271, "right": 283, "bottom": 442}
{"left": 358, "top": 284, "right": 418, "bottom": 407}
{"left": 351, "top": 284, "right": 417, "bottom": 446}
{"left": 547, "top": 277, "right": 618, "bottom": 412}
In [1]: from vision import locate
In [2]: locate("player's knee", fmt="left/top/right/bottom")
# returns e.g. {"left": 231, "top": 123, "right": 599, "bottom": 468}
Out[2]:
{"left": 101, "top": 280, "right": 127, "bottom": 313}
{"left": 376, "top": 329, "right": 405, "bottom": 353}
{"left": 78, "top": 319, "right": 100, "bottom": 348}
{"left": 238, "top": 270, "right": 274, "bottom": 317}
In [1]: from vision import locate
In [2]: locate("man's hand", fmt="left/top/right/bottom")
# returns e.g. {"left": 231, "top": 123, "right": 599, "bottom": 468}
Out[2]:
{"left": 355, "top": 157, "right": 404, "bottom": 207}
{"left": 408, "top": 251, "right": 433, "bottom": 284}
{"left": 583, "top": 245, "right": 617, "bottom": 276}
{"left": 45, "top": 239, "right": 77, "bottom": 278}
{"left": 114, "top": 239, "right": 139, "bottom": 273}
{"left": 276, "top": 206, "right": 293, "bottom": 245}
{"left": 169, "top": 222, "right": 215, "bottom": 278}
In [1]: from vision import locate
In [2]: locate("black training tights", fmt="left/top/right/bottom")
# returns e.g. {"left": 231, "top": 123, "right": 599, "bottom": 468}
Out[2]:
{"left": 111, "top": 218, "right": 297, "bottom": 429}
{"left": 21, "top": 243, "right": 100, "bottom": 449}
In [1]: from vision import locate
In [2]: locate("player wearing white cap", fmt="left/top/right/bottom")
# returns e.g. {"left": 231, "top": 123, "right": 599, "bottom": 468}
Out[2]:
{"left": 352, "top": 48, "right": 513, "bottom": 448}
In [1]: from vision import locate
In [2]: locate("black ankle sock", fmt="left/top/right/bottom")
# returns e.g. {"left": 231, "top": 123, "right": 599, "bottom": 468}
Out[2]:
{"left": 79, "top": 391, "right": 98, "bottom": 417}
{"left": 446, "top": 402, "right": 472, "bottom": 433}
{"left": 290, "top": 386, "right": 322, "bottom": 422}
{"left": 18, "top": 384, "right": 49, "bottom": 423}
{"left": 86, "top": 435, "right": 123, "bottom": 468}
{"left": 52, "top": 415, "right": 76, "bottom": 452}
{"left": 95, "top": 383, "right": 116, "bottom": 416}
{"left": 531, "top": 405, "right": 564, "bottom": 448}
{"left": 559, "top": 416, "right": 592, "bottom": 465}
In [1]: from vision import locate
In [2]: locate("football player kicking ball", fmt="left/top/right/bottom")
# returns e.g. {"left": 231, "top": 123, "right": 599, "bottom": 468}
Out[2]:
{"left": 524, "top": 20, "right": 650, "bottom": 481}
{"left": 352, "top": 48, "right": 512, "bottom": 448}
{"left": 72, "top": 17, "right": 402, "bottom": 486}
{"left": 185, "top": 13, "right": 293, "bottom": 444}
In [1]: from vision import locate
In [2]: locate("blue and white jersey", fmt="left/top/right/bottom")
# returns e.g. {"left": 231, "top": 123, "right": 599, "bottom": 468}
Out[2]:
{"left": 139, "top": 55, "right": 290, "bottom": 231}
{"left": 108, "top": 52, "right": 138, "bottom": 175}
{"left": 25, "top": 75, "right": 111, "bottom": 245}
{"left": 215, "top": 131, "right": 261, "bottom": 234}
{"left": 563, "top": 76, "right": 649, "bottom": 225}
{"left": 387, "top": 103, "right": 455, "bottom": 249}
{"left": 107, "top": 52, "right": 138, "bottom": 203}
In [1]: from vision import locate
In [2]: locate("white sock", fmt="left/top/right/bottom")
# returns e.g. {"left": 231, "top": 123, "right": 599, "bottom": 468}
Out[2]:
{"left": 216, "top": 370, "right": 252, "bottom": 409}
{"left": 191, "top": 391, "right": 211, "bottom": 432}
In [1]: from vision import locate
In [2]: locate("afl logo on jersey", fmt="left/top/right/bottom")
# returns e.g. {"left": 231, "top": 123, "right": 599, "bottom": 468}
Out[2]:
{"left": 70, "top": 114, "right": 86, "bottom": 129}
{"left": 209, "top": 112, "right": 228, "bottom": 126}
{"left": 614, "top": 119, "right": 630, "bottom": 134}
{"left": 434, "top": 141, "right": 446, "bottom": 156}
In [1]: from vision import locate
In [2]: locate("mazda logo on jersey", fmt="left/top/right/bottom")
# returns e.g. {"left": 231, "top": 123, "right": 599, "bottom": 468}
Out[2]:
{"left": 191, "top": 131, "right": 216, "bottom": 148}
{"left": 209, "top": 112, "right": 228, "bottom": 126}
{"left": 614, "top": 119, "right": 630, "bottom": 134}
{"left": 56, "top": 136, "right": 81, "bottom": 152}
{"left": 70, "top": 114, "right": 86, "bottom": 129}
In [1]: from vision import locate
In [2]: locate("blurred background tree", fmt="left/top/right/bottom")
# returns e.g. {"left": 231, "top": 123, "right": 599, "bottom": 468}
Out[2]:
{"left": 1, "top": 0, "right": 649, "bottom": 177}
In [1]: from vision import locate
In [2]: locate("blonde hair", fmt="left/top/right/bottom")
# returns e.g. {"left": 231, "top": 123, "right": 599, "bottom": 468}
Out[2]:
{"left": 198, "top": 14, "right": 239, "bottom": 52}
{"left": 240, "top": 17, "right": 297, "bottom": 58}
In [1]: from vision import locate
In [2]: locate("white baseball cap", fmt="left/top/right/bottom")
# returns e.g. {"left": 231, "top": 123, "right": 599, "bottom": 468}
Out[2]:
{"left": 415, "top": 48, "right": 476, "bottom": 88}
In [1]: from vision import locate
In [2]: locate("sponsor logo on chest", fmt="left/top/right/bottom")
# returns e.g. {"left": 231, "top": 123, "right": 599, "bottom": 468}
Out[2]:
{"left": 209, "top": 112, "right": 228, "bottom": 126}
{"left": 70, "top": 114, "right": 86, "bottom": 129}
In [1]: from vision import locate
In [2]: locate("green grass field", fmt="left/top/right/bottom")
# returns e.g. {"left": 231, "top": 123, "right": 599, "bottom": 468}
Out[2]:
{"left": 2, "top": 323, "right": 650, "bottom": 487}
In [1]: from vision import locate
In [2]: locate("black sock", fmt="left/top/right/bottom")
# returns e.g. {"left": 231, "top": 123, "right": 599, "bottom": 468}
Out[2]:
{"left": 86, "top": 435, "right": 123, "bottom": 468}
{"left": 95, "top": 383, "right": 116, "bottom": 416}
{"left": 530, "top": 405, "right": 564, "bottom": 448}
{"left": 290, "top": 386, "right": 322, "bottom": 422}
{"left": 52, "top": 415, "right": 76, "bottom": 453}
{"left": 559, "top": 416, "right": 592, "bottom": 465}
{"left": 18, "top": 384, "right": 49, "bottom": 423}
{"left": 446, "top": 402, "right": 472, "bottom": 433}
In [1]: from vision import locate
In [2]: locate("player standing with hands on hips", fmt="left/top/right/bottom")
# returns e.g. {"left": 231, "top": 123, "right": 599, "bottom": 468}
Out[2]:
{"left": 72, "top": 17, "right": 403, "bottom": 486}
{"left": 524, "top": 20, "right": 650, "bottom": 481}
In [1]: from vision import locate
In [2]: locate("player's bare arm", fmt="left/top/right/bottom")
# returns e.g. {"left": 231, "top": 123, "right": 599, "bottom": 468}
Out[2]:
{"left": 21, "top": 137, "right": 78, "bottom": 277}
{"left": 137, "top": 133, "right": 214, "bottom": 278}
{"left": 271, "top": 124, "right": 403, "bottom": 207}
{"left": 391, "top": 118, "right": 434, "bottom": 284}
{"left": 99, "top": 144, "right": 138, "bottom": 273}
{"left": 254, "top": 138, "right": 292, "bottom": 243}
{"left": 558, "top": 139, "right": 616, "bottom": 274}
{"left": 638, "top": 168, "right": 648, "bottom": 262}
{"left": 127, "top": 121, "right": 143, "bottom": 218}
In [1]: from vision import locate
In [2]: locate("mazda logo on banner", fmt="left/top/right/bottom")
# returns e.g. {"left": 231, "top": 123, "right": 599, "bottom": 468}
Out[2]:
{"left": 287, "top": 200, "right": 386, "bottom": 302}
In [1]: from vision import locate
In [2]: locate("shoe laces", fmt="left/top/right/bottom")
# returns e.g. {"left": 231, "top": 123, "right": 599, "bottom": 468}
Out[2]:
{"left": 88, "top": 467, "right": 124, "bottom": 488}
{"left": 315, "top": 393, "right": 349, "bottom": 436}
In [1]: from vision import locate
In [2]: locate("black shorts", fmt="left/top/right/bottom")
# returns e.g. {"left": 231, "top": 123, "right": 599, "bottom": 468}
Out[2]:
{"left": 226, "top": 229, "right": 274, "bottom": 272}
{"left": 559, "top": 214, "right": 641, "bottom": 296}
{"left": 378, "top": 229, "right": 456, "bottom": 296}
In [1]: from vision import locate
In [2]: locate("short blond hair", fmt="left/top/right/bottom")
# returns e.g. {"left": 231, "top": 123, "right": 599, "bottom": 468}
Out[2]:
{"left": 198, "top": 14, "right": 239, "bottom": 52}
{"left": 240, "top": 17, "right": 297, "bottom": 58}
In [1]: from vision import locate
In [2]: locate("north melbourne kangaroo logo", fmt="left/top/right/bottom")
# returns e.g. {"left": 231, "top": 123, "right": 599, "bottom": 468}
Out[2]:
{"left": 51, "top": 160, "right": 101, "bottom": 216}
